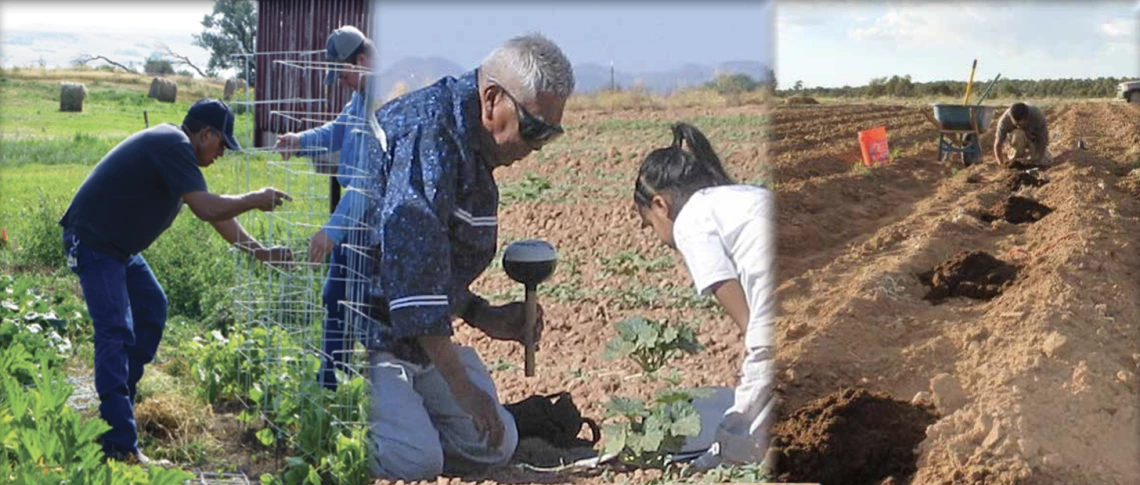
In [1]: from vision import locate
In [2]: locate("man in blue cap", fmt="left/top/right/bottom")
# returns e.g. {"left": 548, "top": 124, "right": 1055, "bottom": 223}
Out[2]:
{"left": 273, "top": 24, "right": 379, "bottom": 391}
{"left": 60, "top": 98, "right": 295, "bottom": 466}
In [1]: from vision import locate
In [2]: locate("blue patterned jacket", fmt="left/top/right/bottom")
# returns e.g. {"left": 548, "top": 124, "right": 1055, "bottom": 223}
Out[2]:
{"left": 362, "top": 69, "right": 498, "bottom": 364}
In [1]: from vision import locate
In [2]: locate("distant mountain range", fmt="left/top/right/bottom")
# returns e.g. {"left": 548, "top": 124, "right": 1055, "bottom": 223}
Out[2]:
{"left": 375, "top": 57, "right": 773, "bottom": 97}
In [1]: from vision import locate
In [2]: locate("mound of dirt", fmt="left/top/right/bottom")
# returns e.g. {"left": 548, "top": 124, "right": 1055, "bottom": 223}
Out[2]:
{"left": 784, "top": 96, "right": 819, "bottom": 105}
{"left": 1005, "top": 169, "right": 1050, "bottom": 191}
{"left": 980, "top": 196, "right": 1053, "bottom": 224}
{"left": 771, "top": 388, "right": 938, "bottom": 485}
{"left": 918, "top": 251, "right": 1018, "bottom": 302}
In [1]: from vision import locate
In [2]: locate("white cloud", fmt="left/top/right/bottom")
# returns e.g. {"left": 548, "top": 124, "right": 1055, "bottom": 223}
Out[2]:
{"left": 0, "top": 1, "right": 226, "bottom": 76}
{"left": 2, "top": 29, "right": 217, "bottom": 75}
{"left": 847, "top": 6, "right": 988, "bottom": 47}
{"left": 0, "top": 2, "right": 212, "bottom": 36}
{"left": 1100, "top": 19, "right": 1133, "bottom": 38}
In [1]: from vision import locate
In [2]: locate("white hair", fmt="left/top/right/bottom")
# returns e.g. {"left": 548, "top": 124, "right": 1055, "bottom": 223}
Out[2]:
{"left": 480, "top": 32, "right": 575, "bottom": 101}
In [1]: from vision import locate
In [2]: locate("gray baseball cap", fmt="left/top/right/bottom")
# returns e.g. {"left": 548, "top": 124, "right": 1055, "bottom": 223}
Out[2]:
{"left": 324, "top": 25, "right": 366, "bottom": 85}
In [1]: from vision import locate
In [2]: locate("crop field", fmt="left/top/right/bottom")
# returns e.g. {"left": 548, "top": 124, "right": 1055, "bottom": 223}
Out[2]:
{"left": 3, "top": 66, "right": 1139, "bottom": 485}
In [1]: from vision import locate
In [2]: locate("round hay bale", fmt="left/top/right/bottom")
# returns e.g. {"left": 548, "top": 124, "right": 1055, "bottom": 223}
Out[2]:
{"left": 224, "top": 78, "right": 249, "bottom": 102}
{"left": 147, "top": 77, "right": 177, "bottom": 103}
{"left": 783, "top": 95, "right": 819, "bottom": 105}
{"left": 223, "top": 78, "right": 236, "bottom": 100}
{"left": 60, "top": 82, "right": 87, "bottom": 112}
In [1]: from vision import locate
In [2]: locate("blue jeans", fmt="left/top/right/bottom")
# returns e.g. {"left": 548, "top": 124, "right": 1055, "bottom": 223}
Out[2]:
{"left": 320, "top": 244, "right": 370, "bottom": 390}
{"left": 63, "top": 229, "right": 167, "bottom": 459}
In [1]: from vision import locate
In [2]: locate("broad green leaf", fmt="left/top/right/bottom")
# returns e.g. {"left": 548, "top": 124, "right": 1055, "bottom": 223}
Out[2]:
{"left": 635, "top": 427, "right": 665, "bottom": 454}
{"left": 600, "top": 423, "right": 627, "bottom": 456}
{"left": 670, "top": 405, "right": 702, "bottom": 437}
{"left": 256, "top": 428, "right": 276, "bottom": 446}
{"left": 604, "top": 397, "right": 647, "bottom": 418}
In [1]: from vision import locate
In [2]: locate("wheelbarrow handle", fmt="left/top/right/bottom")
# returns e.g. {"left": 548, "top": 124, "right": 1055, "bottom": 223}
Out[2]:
{"left": 920, "top": 109, "right": 941, "bottom": 128}
{"left": 975, "top": 73, "right": 1001, "bottom": 108}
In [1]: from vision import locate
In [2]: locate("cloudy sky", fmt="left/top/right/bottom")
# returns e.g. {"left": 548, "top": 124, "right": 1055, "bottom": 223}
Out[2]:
{"left": 1, "top": 1, "right": 1135, "bottom": 87}
{"left": 0, "top": 1, "right": 775, "bottom": 78}
{"left": 0, "top": 1, "right": 216, "bottom": 74}
{"left": 777, "top": 1, "right": 1139, "bottom": 88}
{"left": 373, "top": 1, "right": 775, "bottom": 73}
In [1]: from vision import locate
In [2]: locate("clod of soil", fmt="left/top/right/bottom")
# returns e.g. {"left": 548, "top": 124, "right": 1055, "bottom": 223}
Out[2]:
{"left": 1005, "top": 169, "right": 1050, "bottom": 191}
{"left": 1007, "top": 160, "right": 1048, "bottom": 171}
{"left": 771, "top": 388, "right": 938, "bottom": 485}
{"left": 918, "top": 251, "right": 1018, "bottom": 302}
{"left": 980, "top": 196, "right": 1053, "bottom": 224}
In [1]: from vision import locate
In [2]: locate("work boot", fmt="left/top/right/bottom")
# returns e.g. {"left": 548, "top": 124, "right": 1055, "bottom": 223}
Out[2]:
{"left": 109, "top": 451, "right": 175, "bottom": 469}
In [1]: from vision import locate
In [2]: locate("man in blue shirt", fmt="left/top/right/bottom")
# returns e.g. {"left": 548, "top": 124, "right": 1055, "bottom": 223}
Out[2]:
{"left": 274, "top": 25, "right": 380, "bottom": 390}
{"left": 59, "top": 98, "right": 294, "bottom": 465}
{"left": 360, "top": 33, "right": 574, "bottom": 480}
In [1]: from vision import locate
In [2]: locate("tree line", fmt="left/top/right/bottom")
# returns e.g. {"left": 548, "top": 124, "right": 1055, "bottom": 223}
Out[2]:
{"left": 780, "top": 74, "right": 1134, "bottom": 99}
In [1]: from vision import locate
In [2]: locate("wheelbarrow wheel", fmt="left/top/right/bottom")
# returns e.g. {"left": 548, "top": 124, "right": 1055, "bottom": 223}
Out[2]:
{"left": 962, "top": 133, "right": 981, "bottom": 167}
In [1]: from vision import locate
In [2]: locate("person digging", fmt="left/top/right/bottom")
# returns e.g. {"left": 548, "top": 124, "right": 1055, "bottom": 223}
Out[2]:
{"left": 994, "top": 101, "right": 1051, "bottom": 168}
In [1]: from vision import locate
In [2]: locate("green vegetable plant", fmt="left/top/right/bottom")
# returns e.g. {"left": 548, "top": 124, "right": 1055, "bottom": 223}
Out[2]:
{"left": 600, "top": 315, "right": 708, "bottom": 468}
{"left": 601, "top": 386, "right": 712, "bottom": 468}
{"left": 603, "top": 315, "right": 703, "bottom": 375}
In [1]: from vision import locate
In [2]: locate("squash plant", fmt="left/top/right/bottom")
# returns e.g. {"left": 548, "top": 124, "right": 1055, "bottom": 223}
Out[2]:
{"left": 600, "top": 315, "right": 708, "bottom": 468}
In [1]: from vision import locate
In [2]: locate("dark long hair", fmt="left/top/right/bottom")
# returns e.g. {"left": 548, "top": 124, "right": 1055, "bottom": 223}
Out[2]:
{"left": 634, "top": 122, "right": 735, "bottom": 217}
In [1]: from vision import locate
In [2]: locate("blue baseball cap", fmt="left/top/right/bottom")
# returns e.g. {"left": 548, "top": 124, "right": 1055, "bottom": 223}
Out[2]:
{"left": 324, "top": 25, "right": 366, "bottom": 86}
{"left": 185, "top": 98, "right": 241, "bottom": 151}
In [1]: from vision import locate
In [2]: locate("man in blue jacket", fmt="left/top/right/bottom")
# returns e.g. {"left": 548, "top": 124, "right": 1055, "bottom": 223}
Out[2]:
{"left": 60, "top": 98, "right": 293, "bottom": 465}
{"left": 273, "top": 25, "right": 380, "bottom": 390}
{"left": 360, "top": 33, "right": 574, "bottom": 480}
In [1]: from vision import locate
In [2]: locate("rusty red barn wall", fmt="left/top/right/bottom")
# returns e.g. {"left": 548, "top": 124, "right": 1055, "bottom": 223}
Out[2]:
{"left": 253, "top": 0, "right": 372, "bottom": 147}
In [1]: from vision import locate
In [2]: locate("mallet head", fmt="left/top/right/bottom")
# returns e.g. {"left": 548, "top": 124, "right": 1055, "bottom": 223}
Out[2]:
{"left": 502, "top": 239, "right": 557, "bottom": 288}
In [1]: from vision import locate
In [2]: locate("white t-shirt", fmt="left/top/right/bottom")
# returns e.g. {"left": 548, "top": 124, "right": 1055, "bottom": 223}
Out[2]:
{"left": 673, "top": 184, "right": 778, "bottom": 465}
{"left": 672, "top": 184, "right": 776, "bottom": 351}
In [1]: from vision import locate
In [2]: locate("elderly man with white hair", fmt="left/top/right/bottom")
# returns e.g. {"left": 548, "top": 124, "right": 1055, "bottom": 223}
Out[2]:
{"left": 359, "top": 33, "right": 575, "bottom": 480}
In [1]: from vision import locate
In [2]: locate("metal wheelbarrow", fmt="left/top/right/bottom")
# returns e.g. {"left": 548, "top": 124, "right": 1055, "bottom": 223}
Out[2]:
{"left": 921, "top": 73, "right": 1001, "bottom": 166}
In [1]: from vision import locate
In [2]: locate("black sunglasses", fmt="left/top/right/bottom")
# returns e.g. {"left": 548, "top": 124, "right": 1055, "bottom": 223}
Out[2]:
{"left": 493, "top": 83, "right": 564, "bottom": 149}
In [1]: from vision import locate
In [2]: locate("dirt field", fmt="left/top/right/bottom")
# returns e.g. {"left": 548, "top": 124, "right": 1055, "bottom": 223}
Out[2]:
{"left": 362, "top": 101, "right": 1140, "bottom": 485}
{"left": 769, "top": 101, "right": 1140, "bottom": 485}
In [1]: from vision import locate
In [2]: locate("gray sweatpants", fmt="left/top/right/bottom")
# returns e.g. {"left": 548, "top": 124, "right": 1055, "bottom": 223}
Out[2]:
{"left": 367, "top": 345, "right": 518, "bottom": 480}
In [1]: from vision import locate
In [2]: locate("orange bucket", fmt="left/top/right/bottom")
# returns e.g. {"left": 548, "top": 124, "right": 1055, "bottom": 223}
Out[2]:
{"left": 858, "top": 126, "right": 890, "bottom": 166}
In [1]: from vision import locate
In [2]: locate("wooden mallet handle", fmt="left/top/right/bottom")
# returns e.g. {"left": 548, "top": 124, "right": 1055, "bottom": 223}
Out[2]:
{"left": 523, "top": 285, "right": 537, "bottom": 376}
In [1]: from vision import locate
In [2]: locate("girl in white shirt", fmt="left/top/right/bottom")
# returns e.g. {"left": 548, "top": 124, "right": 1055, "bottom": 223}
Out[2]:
{"left": 634, "top": 122, "right": 778, "bottom": 471}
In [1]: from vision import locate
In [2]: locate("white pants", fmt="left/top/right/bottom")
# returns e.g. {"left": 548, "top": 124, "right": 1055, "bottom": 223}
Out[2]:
{"left": 685, "top": 346, "right": 779, "bottom": 468}
{"left": 367, "top": 345, "right": 518, "bottom": 480}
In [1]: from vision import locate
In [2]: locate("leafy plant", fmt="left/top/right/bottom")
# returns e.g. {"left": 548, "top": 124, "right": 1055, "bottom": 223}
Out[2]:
{"left": 500, "top": 172, "right": 553, "bottom": 202}
{"left": 6, "top": 189, "right": 68, "bottom": 270}
{"left": 611, "top": 284, "right": 717, "bottom": 311}
{"left": 695, "top": 462, "right": 772, "bottom": 483}
{"left": 187, "top": 319, "right": 373, "bottom": 485}
{"left": 0, "top": 342, "right": 194, "bottom": 484}
{"left": 603, "top": 316, "right": 702, "bottom": 374}
{"left": 601, "top": 387, "right": 712, "bottom": 468}
{"left": 598, "top": 250, "right": 673, "bottom": 277}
